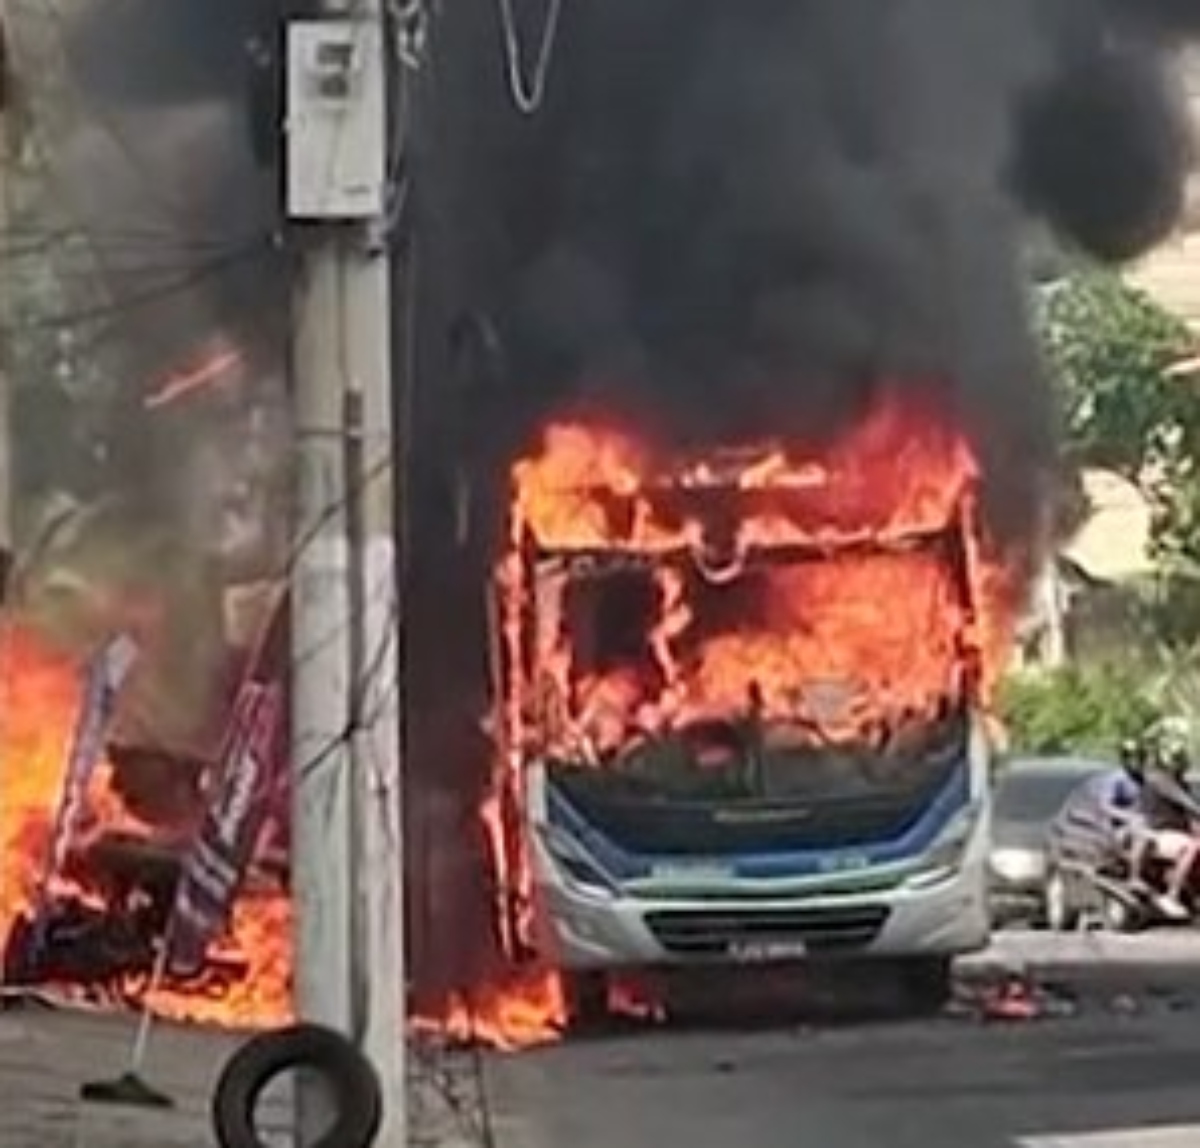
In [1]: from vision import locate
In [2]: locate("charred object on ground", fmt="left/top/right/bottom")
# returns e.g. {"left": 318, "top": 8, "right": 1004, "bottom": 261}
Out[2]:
{"left": 2, "top": 827, "right": 247, "bottom": 1002}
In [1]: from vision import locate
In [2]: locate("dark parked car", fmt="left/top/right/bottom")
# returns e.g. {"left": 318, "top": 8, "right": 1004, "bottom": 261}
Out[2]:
{"left": 989, "top": 756, "right": 1110, "bottom": 926}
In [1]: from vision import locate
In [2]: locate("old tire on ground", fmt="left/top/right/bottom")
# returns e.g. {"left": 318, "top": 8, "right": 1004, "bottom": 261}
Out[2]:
{"left": 212, "top": 1023, "right": 382, "bottom": 1148}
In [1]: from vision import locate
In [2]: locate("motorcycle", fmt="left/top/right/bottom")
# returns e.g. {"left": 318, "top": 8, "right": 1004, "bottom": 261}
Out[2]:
{"left": 1043, "top": 779, "right": 1200, "bottom": 932}
{"left": 1089, "top": 834, "right": 1200, "bottom": 931}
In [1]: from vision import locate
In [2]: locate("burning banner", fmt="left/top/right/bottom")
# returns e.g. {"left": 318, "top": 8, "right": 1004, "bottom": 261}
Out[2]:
{"left": 164, "top": 679, "right": 282, "bottom": 978}
{"left": 24, "top": 633, "right": 139, "bottom": 962}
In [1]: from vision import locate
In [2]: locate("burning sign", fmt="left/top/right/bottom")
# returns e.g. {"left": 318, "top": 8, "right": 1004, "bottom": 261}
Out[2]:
{"left": 165, "top": 680, "right": 282, "bottom": 978}
{"left": 25, "top": 634, "right": 139, "bottom": 962}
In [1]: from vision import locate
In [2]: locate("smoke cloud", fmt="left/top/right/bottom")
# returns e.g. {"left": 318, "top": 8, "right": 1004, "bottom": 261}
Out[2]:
{"left": 10, "top": 2, "right": 288, "bottom": 762}
{"left": 1014, "top": 13, "right": 1194, "bottom": 262}
{"left": 1107, "top": 0, "right": 1200, "bottom": 40}
{"left": 57, "top": 1, "right": 1200, "bottom": 563}
{"left": 64, "top": 0, "right": 254, "bottom": 106}
{"left": 466, "top": 0, "right": 1196, "bottom": 560}
{"left": 70, "top": 10, "right": 282, "bottom": 367}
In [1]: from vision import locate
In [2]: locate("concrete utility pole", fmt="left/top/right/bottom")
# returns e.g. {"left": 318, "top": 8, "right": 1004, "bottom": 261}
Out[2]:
{"left": 285, "top": 3, "right": 405, "bottom": 1145}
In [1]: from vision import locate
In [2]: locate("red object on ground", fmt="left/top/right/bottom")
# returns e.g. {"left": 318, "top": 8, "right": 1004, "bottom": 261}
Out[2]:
{"left": 982, "top": 977, "right": 1040, "bottom": 1021}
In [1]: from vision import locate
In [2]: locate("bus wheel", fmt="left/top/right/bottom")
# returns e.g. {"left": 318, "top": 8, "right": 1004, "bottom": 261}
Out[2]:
{"left": 566, "top": 972, "right": 609, "bottom": 1030}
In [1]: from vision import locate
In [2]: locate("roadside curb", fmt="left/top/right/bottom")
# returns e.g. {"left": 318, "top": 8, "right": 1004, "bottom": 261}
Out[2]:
{"left": 957, "top": 939, "right": 1200, "bottom": 998}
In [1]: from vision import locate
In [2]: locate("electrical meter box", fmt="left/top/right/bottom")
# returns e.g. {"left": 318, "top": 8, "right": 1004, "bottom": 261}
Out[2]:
{"left": 286, "top": 20, "right": 386, "bottom": 220}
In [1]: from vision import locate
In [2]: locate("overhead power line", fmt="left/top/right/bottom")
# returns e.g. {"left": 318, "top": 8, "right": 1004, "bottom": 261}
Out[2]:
{"left": 495, "top": 0, "right": 565, "bottom": 115}
{"left": 0, "top": 239, "right": 277, "bottom": 336}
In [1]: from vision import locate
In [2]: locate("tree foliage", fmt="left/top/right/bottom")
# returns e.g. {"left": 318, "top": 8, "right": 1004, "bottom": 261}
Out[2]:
{"left": 1038, "top": 268, "right": 1200, "bottom": 571}
{"left": 998, "top": 664, "right": 1161, "bottom": 756}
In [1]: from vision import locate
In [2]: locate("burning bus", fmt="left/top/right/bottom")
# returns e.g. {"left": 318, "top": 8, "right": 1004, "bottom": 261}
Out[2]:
{"left": 487, "top": 391, "right": 1003, "bottom": 1007}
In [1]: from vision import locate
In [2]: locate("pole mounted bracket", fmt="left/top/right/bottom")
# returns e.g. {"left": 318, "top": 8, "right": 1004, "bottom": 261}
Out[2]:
{"left": 285, "top": 19, "right": 387, "bottom": 221}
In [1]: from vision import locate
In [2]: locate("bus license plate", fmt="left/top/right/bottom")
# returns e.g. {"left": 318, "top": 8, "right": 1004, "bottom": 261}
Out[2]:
{"left": 727, "top": 939, "right": 807, "bottom": 963}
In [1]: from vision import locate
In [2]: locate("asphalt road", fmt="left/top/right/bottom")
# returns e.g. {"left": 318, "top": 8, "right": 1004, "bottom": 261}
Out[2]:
{"left": 489, "top": 999, "right": 1200, "bottom": 1148}
{"left": 5, "top": 931, "right": 1200, "bottom": 1147}
{"left": 482, "top": 928, "right": 1200, "bottom": 1148}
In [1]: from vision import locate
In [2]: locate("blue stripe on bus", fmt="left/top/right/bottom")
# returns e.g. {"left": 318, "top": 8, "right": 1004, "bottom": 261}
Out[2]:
{"left": 545, "top": 760, "right": 972, "bottom": 882}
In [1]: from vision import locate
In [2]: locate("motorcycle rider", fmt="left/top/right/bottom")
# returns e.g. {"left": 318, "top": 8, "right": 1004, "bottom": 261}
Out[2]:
{"left": 1123, "top": 718, "right": 1200, "bottom": 920}
{"left": 1105, "top": 736, "right": 1150, "bottom": 871}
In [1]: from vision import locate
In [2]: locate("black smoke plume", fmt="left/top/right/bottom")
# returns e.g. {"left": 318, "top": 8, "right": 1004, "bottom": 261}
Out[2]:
{"left": 403, "top": 0, "right": 1200, "bottom": 992}
{"left": 1014, "top": 10, "right": 1194, "bottom": 262}
{"left": 57, "top": 0, "right": 1200, "bottom": 553}
{"left": 1107, "top": 0, "right": 1200, "bottom": 39}
{"left": 59, "top": 0, "right": 286, "bottom": 387}
{"left": 436, "top": 0, "right": 1194, "bottom": 563}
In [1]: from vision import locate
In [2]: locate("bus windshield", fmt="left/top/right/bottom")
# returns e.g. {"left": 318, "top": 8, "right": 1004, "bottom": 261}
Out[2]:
{"left": 525, "top": 531, "right": 976, "bottom": 776}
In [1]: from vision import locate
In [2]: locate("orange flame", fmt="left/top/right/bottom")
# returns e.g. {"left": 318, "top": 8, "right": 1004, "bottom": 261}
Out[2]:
{"left": 413, "top": 968, "right": 567, "bottom": 1052}
{"left": 511, "top": 393, "right": 979, "bottom": 552}
{"left": 0, "top": 385, "right": 1019, "bottom": 1051}
{"left": 143, "top": 348, "right": 242, "bottom": 411}
{"left": 0, "top": 623, "right": 291, "bottom": 1026}
{"left": 503, "top": 389, "right": 1009, "bottom": 759}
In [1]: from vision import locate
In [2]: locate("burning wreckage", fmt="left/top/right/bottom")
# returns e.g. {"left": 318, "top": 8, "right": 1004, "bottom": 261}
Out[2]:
{"left": 0, "top": 614, "right": 291, "bottom": 1023}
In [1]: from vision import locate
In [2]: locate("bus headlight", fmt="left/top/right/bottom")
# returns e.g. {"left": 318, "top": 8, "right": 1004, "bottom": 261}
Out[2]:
{"left": 539, "top": 824, "right": 617, "bottom": 897}
{"left": 906, "top": 802, "right": 981, "bottom": 889}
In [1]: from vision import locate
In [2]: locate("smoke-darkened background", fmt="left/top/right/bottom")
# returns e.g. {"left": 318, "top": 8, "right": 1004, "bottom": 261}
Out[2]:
{"left": 43, "top": 0, "right": 1200, "bottom": 998}
{"left": 9, "top": 0, "right": 287, "bottom": 791}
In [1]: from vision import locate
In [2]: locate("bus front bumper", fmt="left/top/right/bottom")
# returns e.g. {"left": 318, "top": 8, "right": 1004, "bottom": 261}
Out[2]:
{"left": 533, "top": 849, "right": 990, "bottom": 970}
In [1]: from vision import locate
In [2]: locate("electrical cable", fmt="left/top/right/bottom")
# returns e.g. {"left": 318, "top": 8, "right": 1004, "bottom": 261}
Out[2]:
{"left": 0, "top": 239, "right": 275, "bottom": 335}
{"left": 1, "top": 232, "right": 266, "bottom": 264}
{"left": 494, "top": 0, "right": 565, "bottom": 115}
{"left": 3, "top": 6, "right": 192, "bottom": 315}
{"left": 0, "top": 222, "right": 255, "bottom": 244}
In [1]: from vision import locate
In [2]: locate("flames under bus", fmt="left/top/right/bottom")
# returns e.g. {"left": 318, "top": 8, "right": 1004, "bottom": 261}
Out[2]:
{"left": 491, "top": 422, "right": 993, "bottom": 1006}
